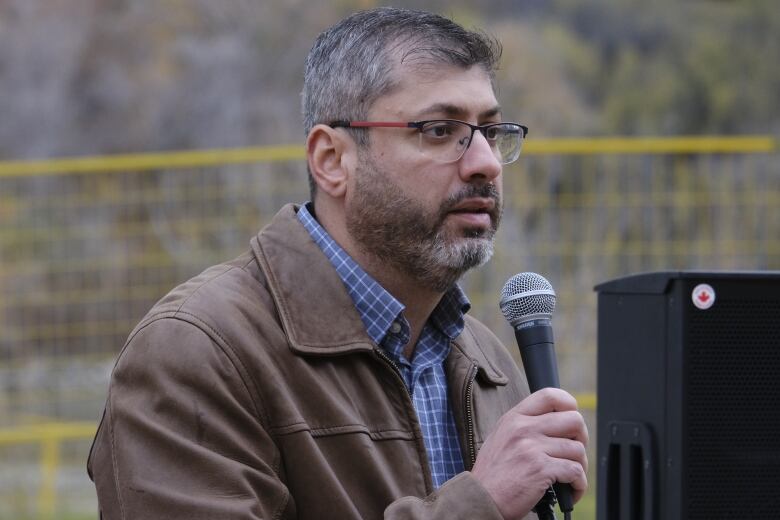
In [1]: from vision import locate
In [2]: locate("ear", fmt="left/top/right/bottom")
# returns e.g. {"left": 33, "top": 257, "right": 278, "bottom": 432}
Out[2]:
{"left": 306, "top": 124, "right": 355, "bottom": 199}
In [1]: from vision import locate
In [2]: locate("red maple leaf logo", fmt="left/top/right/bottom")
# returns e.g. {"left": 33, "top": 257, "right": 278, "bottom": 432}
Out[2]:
{"left": 697, "top": 291, "right": 710, "bottom": 303}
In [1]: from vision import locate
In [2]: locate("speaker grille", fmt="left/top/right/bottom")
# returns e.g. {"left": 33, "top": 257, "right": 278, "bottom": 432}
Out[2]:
{"left": 686, "top": 296, "right": 780, "bottom": 517}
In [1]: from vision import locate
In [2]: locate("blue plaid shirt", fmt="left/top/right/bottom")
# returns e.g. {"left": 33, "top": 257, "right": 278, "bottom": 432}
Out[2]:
{"left": 297, "top": 203, "right": 468, "bottom": 488}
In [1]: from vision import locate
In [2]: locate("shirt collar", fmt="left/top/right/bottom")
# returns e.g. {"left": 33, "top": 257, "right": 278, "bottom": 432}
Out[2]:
{"left": 430, "top": 285, "right": 471, "bottom": 340}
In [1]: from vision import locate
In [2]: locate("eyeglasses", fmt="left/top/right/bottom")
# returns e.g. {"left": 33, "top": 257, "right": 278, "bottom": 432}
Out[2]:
{"left": 329, "top": 119, "right": 529, "bottom": 165}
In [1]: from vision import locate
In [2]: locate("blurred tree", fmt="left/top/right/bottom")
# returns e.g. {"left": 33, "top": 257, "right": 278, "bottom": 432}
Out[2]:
{"left": 1, "top": 0, "right": 778, "bottom": 160}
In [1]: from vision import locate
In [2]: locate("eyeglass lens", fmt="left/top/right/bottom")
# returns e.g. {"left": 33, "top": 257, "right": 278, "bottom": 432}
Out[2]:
{"left": 417, "top": 121, "right": 524, "bottom": 164}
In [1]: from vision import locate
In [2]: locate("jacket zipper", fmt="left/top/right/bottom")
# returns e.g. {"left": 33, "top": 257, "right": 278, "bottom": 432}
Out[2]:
{"left": 374, "top": 350, "right": 479, "bottom": 482}
{"left": 464, "top": 363, "right": 478, "bottom": 469}
{"left": 373, "top": 348, "right": 413, "bottom": 400}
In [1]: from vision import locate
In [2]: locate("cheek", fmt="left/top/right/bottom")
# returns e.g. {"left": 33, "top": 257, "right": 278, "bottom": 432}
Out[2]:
{"left": 409, "top": 177, "right": 448, "bottom": 211}
{"left": 343, "top": 175, "right": 361, "bottom": 207}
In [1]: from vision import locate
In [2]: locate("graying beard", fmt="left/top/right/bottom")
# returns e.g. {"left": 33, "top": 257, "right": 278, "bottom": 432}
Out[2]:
{"left": 419, "top": 236, "right": 494, "bottom": 292}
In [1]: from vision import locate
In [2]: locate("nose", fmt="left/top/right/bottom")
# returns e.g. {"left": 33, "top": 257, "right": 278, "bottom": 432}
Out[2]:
{"left": 458, "top": 129, "right": 502, "bottom": 183}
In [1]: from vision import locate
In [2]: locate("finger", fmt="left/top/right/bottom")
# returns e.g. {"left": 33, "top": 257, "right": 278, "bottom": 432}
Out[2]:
{"left": 527, "top": 409, "right": 589, "bottom": 446}
{"left": 551, "top": 458, "right": 588, "bottom": 503}
{"left": 542, "top": 437, "right": 588, "bottom": 473}
{"left": 508, "top": 411, "right": 589, "bottom": 446}
{"left": 514, "top": 388, "right": 578, "bottom": 416}
{"left": 530, "top": 452, "right": 588, "bottom": 503}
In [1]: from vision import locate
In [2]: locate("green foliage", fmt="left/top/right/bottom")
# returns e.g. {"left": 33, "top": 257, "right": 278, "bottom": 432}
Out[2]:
{"left": 530, "top": 0, "right": 780, "bottom": 135}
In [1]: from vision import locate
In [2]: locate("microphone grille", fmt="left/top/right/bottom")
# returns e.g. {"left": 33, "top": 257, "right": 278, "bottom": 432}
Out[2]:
{"left": 499, "top": 272, "right": 556, "bottom": 324}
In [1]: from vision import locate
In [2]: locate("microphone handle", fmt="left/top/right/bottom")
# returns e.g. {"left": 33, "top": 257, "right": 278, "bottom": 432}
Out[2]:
{"left": 513, "top": 320, "right": 574, "bottom": 514}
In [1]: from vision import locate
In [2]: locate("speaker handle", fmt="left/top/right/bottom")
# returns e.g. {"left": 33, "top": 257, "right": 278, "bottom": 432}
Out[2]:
{"left": 601, "top": 421, "right": 655, "bottom": 520}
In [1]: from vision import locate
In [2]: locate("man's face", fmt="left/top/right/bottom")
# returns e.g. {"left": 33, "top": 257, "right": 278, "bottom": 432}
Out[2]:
{"left": 344, "top": 64, "right": 504, "bottom": 292}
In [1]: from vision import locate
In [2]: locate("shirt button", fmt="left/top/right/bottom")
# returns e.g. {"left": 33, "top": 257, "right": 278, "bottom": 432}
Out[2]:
{"left": 390, "top": 321, "right": 402, "bottom": 334}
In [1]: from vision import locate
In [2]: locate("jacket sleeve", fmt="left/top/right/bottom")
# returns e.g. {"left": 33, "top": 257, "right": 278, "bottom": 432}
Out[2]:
{"left": 88, "top": 317, "right": 291, "bottom": 519}
{"left": 384, "top": 472, "right": 510, "bottom": 519}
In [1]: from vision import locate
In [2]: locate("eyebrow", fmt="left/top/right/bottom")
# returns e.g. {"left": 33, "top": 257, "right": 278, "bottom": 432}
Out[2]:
{"left": 414, "top": 103, "right": 502, "bottom": 121}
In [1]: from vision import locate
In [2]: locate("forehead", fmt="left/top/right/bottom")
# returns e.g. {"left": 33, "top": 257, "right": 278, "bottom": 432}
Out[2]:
{"left": 369, "top": 63, "right": 499, "bottom": 120}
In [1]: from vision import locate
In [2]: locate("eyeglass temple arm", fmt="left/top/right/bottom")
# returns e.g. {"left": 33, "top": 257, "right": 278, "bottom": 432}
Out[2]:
{"left": 328, "top": 121, "right": 416, "bottom": 129}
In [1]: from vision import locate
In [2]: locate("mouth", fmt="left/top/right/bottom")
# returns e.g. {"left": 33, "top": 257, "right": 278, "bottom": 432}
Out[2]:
{"left": 445, "top": 198, "right": 496, "bottom": 229}
{"left": 448, "top": 197, "right": 496, "bottom": 215}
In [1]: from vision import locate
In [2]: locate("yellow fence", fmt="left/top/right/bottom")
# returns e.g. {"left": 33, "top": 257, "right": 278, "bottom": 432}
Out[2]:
{"left": 0, "top": 136, "right": 777, "bottom": 519}
{"left": 0, "top": 422, "right": 95, "bottom": 519}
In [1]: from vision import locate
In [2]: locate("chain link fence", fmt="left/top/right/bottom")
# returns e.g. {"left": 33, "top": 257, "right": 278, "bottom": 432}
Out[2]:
{"left": 1, "top": 136, "right": 777, "bottom": 519}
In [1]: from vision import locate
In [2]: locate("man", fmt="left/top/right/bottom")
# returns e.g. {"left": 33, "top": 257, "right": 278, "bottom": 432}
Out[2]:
{"left": 88, "top": 7, "right": 587, "bottom": 519}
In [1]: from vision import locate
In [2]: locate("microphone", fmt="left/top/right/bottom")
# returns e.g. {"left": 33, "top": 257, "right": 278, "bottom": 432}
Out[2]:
{"left": 499, "top": 272, "right": 574, "bottom": 519}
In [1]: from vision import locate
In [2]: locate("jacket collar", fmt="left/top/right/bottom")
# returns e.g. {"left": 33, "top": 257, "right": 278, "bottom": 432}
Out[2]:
{"left": 251, "top": 204, "right": 374, "bottom": 355}
{"left": 251, "top": 204, "right": 507, "bottom": 385}
{"left": 452, "top": 320, "right": 509, "bottom": 386}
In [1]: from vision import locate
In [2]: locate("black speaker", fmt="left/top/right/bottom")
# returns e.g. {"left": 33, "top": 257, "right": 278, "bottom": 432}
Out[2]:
{"left": 595, "top": 271, "right": 780, "bottom": 520}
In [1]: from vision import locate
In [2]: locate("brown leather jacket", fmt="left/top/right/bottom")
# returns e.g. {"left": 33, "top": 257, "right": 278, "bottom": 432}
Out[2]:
{"left": 88, "top": 204, "right": 534, "bottom": 519}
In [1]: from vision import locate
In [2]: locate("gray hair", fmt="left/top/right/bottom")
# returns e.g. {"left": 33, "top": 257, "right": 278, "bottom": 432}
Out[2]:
{"left": 301, "top": 7, "right": 502, "bottom": 197}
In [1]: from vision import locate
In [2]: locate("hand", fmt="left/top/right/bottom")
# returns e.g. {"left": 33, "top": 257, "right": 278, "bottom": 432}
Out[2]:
{"left": 470, "top": 388, "right": 589, "bottom": 520}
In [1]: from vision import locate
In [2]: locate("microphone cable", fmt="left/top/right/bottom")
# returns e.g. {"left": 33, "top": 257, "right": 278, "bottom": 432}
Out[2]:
{"left": 532, "top": 485, "right": 574, "bottom": 519}
{"left": 532, "top": 487, "right": 558, "bottom": 520}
